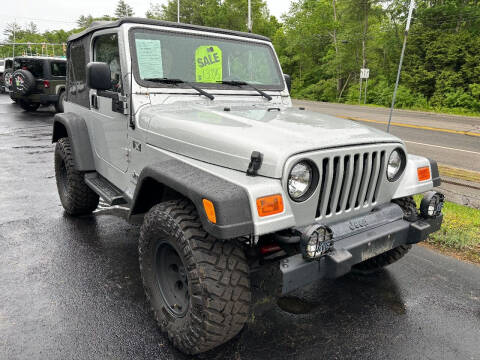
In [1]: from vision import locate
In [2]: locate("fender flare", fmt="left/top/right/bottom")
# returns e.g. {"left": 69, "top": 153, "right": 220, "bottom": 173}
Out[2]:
{"left": 130, "top": 160, "right": 254, "bottom": 239}
{"left": 52, "top": 112, "right": 95, "bottom": 171}
{"left": 56, "top": 85, "right": 66, "bottom": 95}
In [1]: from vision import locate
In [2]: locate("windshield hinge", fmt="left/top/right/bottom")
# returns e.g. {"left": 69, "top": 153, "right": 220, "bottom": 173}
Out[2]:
{"left": 247, "top": 151, "right": 263, "bottom": 176}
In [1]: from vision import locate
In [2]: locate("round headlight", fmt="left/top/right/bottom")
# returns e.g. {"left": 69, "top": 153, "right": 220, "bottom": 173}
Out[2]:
{"left": 288, "top": 161, "right": 314, "bottom": 201}
{"left": 387, "top": 149, "right": 406, "bottom": 181}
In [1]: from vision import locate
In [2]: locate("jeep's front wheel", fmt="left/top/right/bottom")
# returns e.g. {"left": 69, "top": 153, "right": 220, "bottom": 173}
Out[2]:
{"left": 19, "top": 100, "right": 40, "bottom": 112}
{"left": 54, "top": 137, "right": 99, "bottom": 215}
{"left": 352, "top": 196, "right": 417, "bottom": 273}
{"left": 139, "top": 199, "right": 251, "bottom": 354}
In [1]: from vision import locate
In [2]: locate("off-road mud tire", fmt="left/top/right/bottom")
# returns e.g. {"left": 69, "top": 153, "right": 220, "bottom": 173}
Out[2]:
{"left": 139, "top": 199, "right": 251, "bottom": 354}
{"left": 19, "top": 100, "right": 40, "bottom": 112}
{"left": 393, "top": 195, "right": 419, "bottom": 222}
{"left": 54, "top": 91, "right": 65, "bottom": 113}
{"left": 352, "top": 196, "right": 418, "bottom": 273}
{"left": 352, "top": 244, "right": 412, "bottom": 273}
{"left": 54, "top": 137, "right": 99, "bottom": 215}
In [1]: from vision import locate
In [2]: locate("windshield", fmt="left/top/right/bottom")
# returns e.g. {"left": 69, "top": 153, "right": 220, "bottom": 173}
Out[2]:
{"left": 130, "top": 29, "right": 284, "bottom": 90}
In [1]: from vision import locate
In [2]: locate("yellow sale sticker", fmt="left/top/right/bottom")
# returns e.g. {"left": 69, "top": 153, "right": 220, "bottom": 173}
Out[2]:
{"left": 195, "top": 46, "right": 222, "bottom": 83}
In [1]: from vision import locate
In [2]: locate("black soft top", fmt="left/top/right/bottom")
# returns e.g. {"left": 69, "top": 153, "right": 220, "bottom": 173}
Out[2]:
{"left": 68, "top": 17, "right": 270, "bottom": 43}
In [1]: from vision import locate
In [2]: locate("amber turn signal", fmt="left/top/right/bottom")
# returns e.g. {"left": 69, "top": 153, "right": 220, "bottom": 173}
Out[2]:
{"left": 256, "top": 194, "right": 284, "bottom": 217}
{"left": 417, "top": 166, "right": 431, "bottom": 182}
{"left": 202, "top": 199, "right": 217, "bottom": 224}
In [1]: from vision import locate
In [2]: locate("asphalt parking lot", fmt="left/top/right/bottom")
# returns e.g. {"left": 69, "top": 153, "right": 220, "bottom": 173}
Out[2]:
{"left": 0, "top": 94, "right": 479, "bottom": 360}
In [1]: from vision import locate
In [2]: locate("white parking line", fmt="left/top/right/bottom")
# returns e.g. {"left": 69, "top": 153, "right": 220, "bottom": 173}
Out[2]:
{"left": 405, "top": 140, "right": 480, "bottom": 155}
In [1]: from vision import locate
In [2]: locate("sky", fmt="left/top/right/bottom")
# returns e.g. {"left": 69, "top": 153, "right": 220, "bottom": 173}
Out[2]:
{"left": 0, "top": 0, "right": 293, "bottom": 39}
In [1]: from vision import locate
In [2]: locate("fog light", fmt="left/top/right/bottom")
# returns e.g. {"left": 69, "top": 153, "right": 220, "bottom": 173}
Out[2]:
{"left": 300, "top": 225, "right": 333, "bottom": 260}
{"left": 420, "top": 191, "right": 444, "bottom": 218}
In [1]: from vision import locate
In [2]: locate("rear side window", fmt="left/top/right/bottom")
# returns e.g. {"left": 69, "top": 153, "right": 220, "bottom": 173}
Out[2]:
{"left": 93, "top": 33, "right": 122, "bottom": 93}
{"left": 14, "top": 59, "right": 44, "bottom": 77}
{"left": 51, "top": 62, "right": 66, "bottom": 77}
{"left": 70, "top": 45, "right": 86, "bottom": 85}
{"left": 67, "top": 39, "right": 90, "bottom": 108}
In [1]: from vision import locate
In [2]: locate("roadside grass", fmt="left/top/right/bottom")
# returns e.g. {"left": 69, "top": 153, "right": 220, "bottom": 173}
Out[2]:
{"left": 414, "top": 195, "right": 480, "bottom": 264}
{"left": 438, "top": 165, "right": 480, "bottom": 184}
{"left": 342, "top": 100, "right": 480, "bottom": 117}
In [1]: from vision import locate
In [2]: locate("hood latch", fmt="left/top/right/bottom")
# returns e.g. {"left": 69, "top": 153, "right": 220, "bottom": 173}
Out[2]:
{"left": 247, "top": 151, "right": 263, "bottom": 176}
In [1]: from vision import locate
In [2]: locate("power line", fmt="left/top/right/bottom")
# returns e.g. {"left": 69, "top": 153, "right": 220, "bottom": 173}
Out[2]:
{"left": 0, "top": 14, "right": 77, "bottom": 25}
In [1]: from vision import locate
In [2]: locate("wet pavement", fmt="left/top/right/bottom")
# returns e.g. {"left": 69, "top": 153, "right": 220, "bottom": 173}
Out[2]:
{"left": 0, "top": 94, "right": 479, "bottom": 360}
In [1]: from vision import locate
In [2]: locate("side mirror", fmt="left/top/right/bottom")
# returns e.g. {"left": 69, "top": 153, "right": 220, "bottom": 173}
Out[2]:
{"left": 284, "top": 74, "right": 291, "bottom": 93}
{"left": 87, "top": 62, "right": 111, "bottom": 91}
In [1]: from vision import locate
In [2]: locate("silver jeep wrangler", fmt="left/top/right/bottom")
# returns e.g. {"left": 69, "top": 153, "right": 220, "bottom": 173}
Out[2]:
{"left": 52, "top": 18, "right": 444, "bottom": 354}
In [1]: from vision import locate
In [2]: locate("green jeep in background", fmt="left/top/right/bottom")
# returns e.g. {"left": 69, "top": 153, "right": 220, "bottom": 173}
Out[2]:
{"left": 10, "top": 56, "right": 66, "bottom": 112}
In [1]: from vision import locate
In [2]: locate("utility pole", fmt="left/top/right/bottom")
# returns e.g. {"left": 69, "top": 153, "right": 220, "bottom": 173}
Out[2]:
{"left": 13, "top": 20, "right": 16, "bottom": 58}
{"left": 177, "top": 0, "right": 180, "bottom": 23}
{"left": 387, "top": 0, "right": 415, "bottom": 132}
{"left": 247, "top": 0, "right": 252, "bottom": 32}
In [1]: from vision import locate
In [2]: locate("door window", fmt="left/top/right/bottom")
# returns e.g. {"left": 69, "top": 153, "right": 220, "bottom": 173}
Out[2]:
{"left": 51, "top": 62, "right": 66, "bottom": 77}
{"left": 93, "top": 34, "right": 122, "bottom": 93}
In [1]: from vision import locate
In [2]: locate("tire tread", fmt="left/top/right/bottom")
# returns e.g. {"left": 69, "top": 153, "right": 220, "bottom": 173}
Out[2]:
{"left": 54, "top": 137, "right": 99, "bottom": 215}
{"left": 138, "top": 199, "right": 251, "bottom": 355}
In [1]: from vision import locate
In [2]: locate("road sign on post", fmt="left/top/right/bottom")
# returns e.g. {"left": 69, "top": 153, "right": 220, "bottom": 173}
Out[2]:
{"left": 360, "top": 68, "right": 370, "bottom": 79}
{"left": 359, "top": 68, "right": 370, "bottom": 104}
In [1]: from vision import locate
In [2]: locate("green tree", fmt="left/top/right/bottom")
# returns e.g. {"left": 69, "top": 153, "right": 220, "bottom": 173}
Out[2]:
{"left": 3, "top": 22, "right": 22, "bottom": 39}
{"left": 115, "top": 0, "right": 134, "bottom": 18}
{"left": 146, "top": 0, "right": 279, "bottom": 38}
{"left": 77, "top": 15, "right": 94, "bottom": 28}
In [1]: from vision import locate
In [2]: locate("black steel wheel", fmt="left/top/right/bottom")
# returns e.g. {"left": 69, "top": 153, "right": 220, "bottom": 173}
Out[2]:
{"left": 155, "top": 242, "right": 189, "bottom": 317}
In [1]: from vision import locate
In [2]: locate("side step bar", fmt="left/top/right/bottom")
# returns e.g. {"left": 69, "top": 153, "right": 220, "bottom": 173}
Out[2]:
{"left": 84, "top": 172, "right": 127, "bottom": 206}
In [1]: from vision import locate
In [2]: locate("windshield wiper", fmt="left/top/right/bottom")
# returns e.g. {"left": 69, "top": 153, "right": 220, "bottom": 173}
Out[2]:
{"left": 144, "top": 78, "right": 215, "bottom": 100}
{"left": 218, "top": 80, "right": 272, "bottom": 101}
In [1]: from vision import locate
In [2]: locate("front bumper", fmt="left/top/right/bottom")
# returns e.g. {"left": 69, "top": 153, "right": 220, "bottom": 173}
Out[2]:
{"left": 280, "top": 203, "right": 443, "bottom": 294}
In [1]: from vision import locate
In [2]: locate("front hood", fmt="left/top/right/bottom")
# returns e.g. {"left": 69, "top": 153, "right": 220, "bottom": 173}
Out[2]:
{"left": 139, "top": 101, "right": 402, "bottom": 178}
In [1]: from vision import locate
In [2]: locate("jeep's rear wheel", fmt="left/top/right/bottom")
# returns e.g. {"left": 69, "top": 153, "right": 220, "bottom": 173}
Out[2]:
{"left": 19, "top": 100, "right": 40, "bottom": 112}
{"left": 139, "top": 199, "right": 251, "bottom": 354}
{"left": 55, "top": 91, "right": 65, "bottom": 113}
{"left": 54, "top": 137, "right": 99, "bottom": 215}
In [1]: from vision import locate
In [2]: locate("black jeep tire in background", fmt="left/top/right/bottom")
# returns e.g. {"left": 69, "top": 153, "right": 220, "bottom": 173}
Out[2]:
{"left": 54, "top": 137, "right": 99, "bottom": 215}
{"left": 11, "top": 69, "right": 36, "bottom": 96}
{"left": 139, "top": 199, "right": 251, "bottom": 355}
{"left": 352, "top": 196, "right": 417, "bottom": 273}
{"left": 54, "top": 91, "right": 65, "bottom": 113}
{"left": 19, "top": 100, "right": 40, "bottom": 112}
{"left": 3, "top": 68, "right": 13, "bottom": 90}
